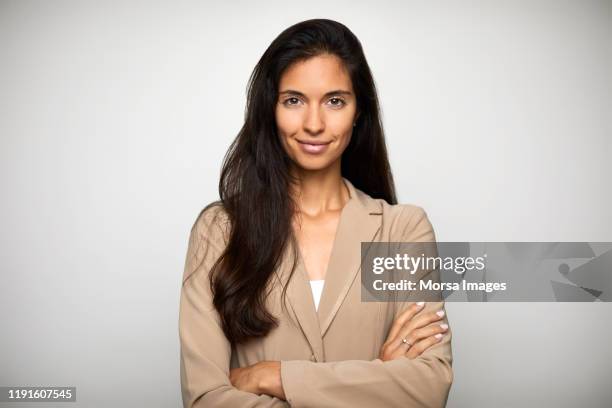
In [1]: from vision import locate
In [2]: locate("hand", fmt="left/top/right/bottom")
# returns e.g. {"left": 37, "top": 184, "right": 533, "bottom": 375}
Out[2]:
{"left": 229, "top": 361, "right": 285, "bottom": 400}
{"left": 229, "top": 363, "right": 260, "bottom": 395}
{"left": 378, "top": 301, "right": 448, "bottom": 361}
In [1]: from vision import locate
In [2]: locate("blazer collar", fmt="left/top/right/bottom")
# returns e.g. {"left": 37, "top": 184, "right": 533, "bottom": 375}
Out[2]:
{"left": 274, "top": 177, "right": 383, "bottom": 361}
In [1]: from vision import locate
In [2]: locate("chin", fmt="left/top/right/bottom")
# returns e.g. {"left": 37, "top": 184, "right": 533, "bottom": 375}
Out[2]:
{"left": 296, "top": 163, "right": 329, "bottom": 171}
{"left": 292, "top": 153, "right": 326, "bottom": 171}
{"left": 291, "top": 155, "right": 336, "bottom": 172}
{"left": 295, "top": 161, "right": 332, "bottom": 172}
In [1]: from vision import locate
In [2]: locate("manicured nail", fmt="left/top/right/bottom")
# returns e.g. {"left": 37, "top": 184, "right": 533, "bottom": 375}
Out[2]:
{"left": 436, "top": 310, "right": 445, "bottom": 317}
{"left": 440, "top": 323, "right": 449, "bottom": 330}
{"left": 434, "top": 333, "right": 444, "bottom": 340}
{"left": 416, "top": 301, "right": 425, "bottom": 307}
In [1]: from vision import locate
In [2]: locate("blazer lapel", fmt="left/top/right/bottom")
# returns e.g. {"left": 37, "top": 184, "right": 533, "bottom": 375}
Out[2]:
{"left": 274, "top": 234, "right": 325, "bottom": 361}
{"left": 273, "top": 178, "right": 383, "bottom": 360}
{"left": 316, "top": 178, "right": 382, "bottom": 338}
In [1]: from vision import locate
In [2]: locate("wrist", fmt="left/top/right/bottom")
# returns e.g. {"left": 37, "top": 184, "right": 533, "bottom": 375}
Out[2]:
{"left": 256, "top": 361, "right": 282, "bottom": 397}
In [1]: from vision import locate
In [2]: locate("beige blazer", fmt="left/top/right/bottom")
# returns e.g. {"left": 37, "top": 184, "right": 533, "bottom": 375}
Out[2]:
{"left": 179, "top": 177, "right": 453, "bottom": 407}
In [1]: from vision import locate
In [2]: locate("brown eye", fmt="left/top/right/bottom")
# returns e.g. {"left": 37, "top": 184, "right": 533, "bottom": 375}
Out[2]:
{"left": 328, "top": 97, "right": 346, "bottom": 107}
{"left": 283, "top": 97, "right": 301, "bottom": 106}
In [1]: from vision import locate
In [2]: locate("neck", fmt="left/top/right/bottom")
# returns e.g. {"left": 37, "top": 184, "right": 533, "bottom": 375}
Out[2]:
{"left": 289, "top": 161, "right": 350, "bottom": 217}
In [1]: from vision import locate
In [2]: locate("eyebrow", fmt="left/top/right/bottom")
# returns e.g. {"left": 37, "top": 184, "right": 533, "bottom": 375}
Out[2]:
{"left": 278, "top": 89, "right": 353, "bottom": 97}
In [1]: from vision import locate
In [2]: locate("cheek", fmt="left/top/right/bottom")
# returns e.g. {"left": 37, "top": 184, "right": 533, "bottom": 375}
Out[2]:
{"left": 275, "top": 107, "right": 301, "bottom": 136}
{"left": 328, "top": 112, "right": 356, "bottom": 143}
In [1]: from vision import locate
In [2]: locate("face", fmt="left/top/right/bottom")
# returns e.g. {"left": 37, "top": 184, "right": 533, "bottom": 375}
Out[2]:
{"left": 275, "top": 53, "right": 358, "bottom": 174}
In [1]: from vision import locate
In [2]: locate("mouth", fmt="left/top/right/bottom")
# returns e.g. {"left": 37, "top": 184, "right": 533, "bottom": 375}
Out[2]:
{"left": 296, "top": 139, "right": 332, "bottom": 154}
{"left": 297, "top": 139, "right": 332, "bottom": 146}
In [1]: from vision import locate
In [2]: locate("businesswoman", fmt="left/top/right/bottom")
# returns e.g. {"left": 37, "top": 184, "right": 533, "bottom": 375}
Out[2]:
{"left": 179, "top": 19, "right": 453, "bottom": 407}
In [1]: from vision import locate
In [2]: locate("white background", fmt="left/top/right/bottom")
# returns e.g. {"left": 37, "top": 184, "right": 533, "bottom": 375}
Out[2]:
{"left": 1, "top": 0, "right": 611, "bottom": 406}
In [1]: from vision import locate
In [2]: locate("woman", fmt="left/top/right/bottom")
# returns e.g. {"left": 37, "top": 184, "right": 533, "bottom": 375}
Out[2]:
{"left": 179, "top": 19, "right": 453, "bottom": 407}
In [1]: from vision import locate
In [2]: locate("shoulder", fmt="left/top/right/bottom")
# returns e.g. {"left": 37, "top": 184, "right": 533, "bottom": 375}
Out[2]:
{"left": 380, "top": 201, "right": 436, "bottom": 242}
{"left": 352, "top": 184, "right": 436, "bottom": 242}
{"left": 190, "top": 201, "right": 231, "bottom": 246}
{"left": 183, "top": 201, "right": 231, "bottom": 284}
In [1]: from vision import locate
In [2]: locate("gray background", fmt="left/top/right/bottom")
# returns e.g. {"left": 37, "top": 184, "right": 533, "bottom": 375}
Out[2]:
{"left": 1, "top": 0, "right": 610, "bottom": 407}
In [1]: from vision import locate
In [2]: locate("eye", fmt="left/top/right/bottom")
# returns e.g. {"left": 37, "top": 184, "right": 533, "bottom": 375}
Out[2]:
{"left": 282, "top": 97, "right": 302, "bottom": 107}
{"left": 327, "top": 97, "right": 346, "bottom": 108}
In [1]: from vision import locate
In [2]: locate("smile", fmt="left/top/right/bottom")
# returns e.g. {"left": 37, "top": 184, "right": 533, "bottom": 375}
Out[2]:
{"left": 296, "top": 140, "right": 332, "bottom": 155}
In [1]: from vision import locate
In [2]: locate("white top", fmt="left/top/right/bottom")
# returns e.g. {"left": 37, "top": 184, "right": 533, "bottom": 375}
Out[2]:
{"left": 309, "top": 279, "right": 325, "bottom": 311}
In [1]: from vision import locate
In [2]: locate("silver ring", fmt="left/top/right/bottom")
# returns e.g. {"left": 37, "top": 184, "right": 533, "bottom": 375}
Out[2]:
{"left": 401, "top": 338, "right": 412, "bottom": 348}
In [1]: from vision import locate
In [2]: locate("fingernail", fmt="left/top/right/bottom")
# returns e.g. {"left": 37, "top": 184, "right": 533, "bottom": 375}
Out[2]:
{"left": 436, "top": 310, "right": 445, "bottom": 317}
{"left": 434, "top": 333, "right": 443, "bottom": 339}
{"left": 416, "top": 301, "right": 425, "bottom": 307}
{"left": 440, "top": 323, "right": 449, "bottom": 330}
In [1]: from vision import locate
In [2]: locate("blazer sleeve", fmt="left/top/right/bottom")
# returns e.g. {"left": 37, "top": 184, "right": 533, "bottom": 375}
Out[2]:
{"left": 179, "top": 206, "right": 290, "bottom": 408}
{"left": 280, "top": 206, "right": 453, "bottom": 408}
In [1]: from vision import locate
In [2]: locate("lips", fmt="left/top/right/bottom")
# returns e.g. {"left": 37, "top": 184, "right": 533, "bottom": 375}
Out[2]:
{"left": 297, "top": 140, "right": 331, "bottom": 145}
{"left": 296, "top": 139, "right": 331, "bottom": 154}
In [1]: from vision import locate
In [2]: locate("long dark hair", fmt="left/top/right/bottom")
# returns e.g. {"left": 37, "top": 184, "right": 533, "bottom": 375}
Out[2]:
{"left": 207, "top": 18, "right": 397, "bottom": 345}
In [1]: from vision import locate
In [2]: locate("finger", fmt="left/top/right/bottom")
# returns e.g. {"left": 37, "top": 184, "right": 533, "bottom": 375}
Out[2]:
{"left": 406, "top": 322, "right": 449, "bottom": 347}
{"left": 390, "top": 321, "right": 448, "bottom": 355}
{"left": 392, "top": 309, "right": 446, "bottom": 350}
{"left": 386, "top": 301, "right": 425, "bottom": 342}
{"left": 406, "top": 333, "right": 446, "bottom": 359}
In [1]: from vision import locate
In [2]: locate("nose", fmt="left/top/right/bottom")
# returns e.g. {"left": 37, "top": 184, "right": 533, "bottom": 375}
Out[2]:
{"left": 303, "top": 105, "right": 325, "bottom": 135}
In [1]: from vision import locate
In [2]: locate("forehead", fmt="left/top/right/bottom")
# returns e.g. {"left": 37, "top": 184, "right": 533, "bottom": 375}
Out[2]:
{"left": 278, "top": 54, "right": 353, "bottom": 93}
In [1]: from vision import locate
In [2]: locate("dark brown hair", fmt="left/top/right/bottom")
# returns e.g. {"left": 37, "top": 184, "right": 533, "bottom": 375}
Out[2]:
{"left": 206, "top": 18, "right": 397, "bottom": 345}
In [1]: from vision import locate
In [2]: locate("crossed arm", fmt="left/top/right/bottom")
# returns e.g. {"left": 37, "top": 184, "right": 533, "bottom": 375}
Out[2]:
{"left": 182, "top": 269, "right": 451, "bottom": 408}
{"left": 179, "top": 207, "right": 453, "bottom": 408}
{"left": 229, "top": 301, "right": 449, "bottom": 395}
